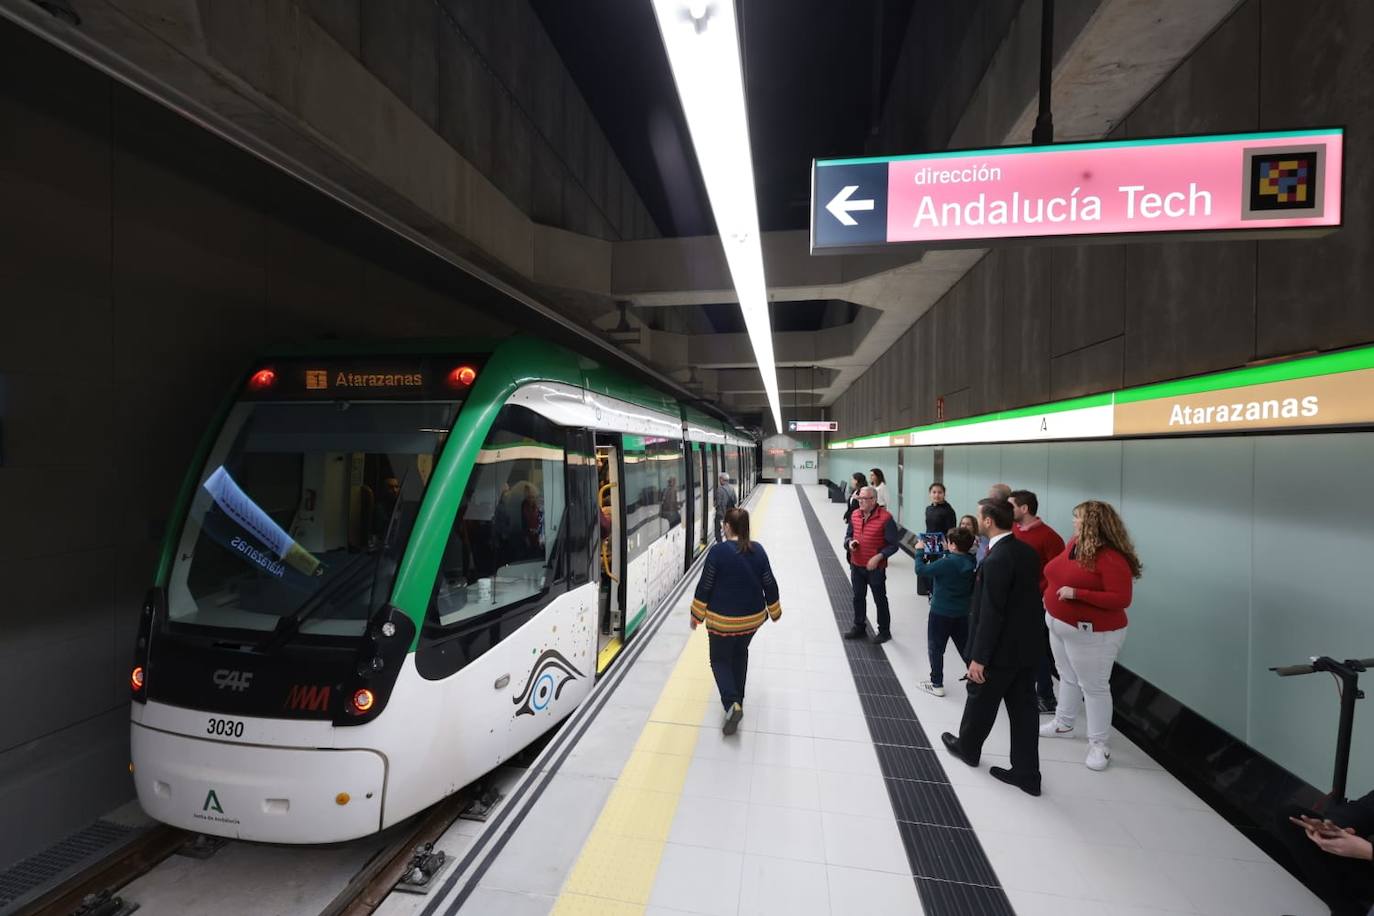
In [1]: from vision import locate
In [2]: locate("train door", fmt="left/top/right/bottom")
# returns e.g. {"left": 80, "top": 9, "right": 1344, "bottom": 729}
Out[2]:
{"left": 595, "top": 436, "right": 627, "bottom": 674}
{"left": 709, "top": 446, "right": 721, "bottom": 544}
{"left": 684, "top": 442, "right": 697, "bottom": 567}
{"left": 695, "top": 444, "right": 708, "bottom": 552}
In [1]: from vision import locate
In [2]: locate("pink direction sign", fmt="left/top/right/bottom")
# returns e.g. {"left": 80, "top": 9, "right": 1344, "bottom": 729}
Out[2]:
{"left": 810, "top": 129, "right": 1342, "bottom": 253}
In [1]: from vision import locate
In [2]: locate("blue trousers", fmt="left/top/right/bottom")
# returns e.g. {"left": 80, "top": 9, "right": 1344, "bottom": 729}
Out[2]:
{"left": 927, "top": 614, "right": 969, "bottom": 687}
{"left": 708, "top": 631, "right": 754, "bottom": 711}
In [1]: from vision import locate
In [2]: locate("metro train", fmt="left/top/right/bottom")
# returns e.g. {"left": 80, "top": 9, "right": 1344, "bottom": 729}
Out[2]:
{"left": 129, "top": 336, "right": 755, "bottom": 842}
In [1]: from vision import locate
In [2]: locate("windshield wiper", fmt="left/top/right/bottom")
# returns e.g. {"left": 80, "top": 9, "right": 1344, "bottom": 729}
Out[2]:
{"left": 258, "top": 468, "right": 413, "bottom": 653}
{"left": 255, "top": 552, "right": 373, "bottom": 653}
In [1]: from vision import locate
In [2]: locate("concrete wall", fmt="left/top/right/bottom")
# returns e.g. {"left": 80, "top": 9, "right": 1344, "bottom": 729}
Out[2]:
{"left": 831, "top": 0, "right": 1374, "bottom": 437}
{"left": 297, "top": 0, "right": 659, "bottom": 242}
{"left": 0, "top": 22, "right": 511, "bottom": 869}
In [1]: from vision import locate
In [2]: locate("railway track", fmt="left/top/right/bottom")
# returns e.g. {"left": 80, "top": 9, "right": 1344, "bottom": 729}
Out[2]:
{"left": 14, "top": 791, "right": 473, "bottom": 916}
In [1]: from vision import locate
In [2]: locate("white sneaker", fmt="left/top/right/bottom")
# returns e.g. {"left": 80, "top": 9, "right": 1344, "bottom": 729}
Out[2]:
{"left": 918, "top": 681, "right": 945, "bottom": 697}
{"left": 1086, "top": 743, "right": 1111, "bottom": 771}
{"left": 1039, "top": 719, "right": 1075, "bottom": 738}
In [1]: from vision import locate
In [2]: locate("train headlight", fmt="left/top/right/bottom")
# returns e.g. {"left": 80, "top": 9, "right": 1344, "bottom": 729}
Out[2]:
{"left": 350, "top": 688, "right": 375, "bottom": 714}
{"left": 130, "top": 665, "right": 145, "bottom": 693}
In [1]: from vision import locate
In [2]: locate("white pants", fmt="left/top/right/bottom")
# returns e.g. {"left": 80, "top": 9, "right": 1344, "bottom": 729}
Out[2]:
{"left": 1046, "top": 613, "right": 1127, "bottom": 746}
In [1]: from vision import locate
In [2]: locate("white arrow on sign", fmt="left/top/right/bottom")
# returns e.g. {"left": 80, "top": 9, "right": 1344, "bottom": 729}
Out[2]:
{"left": 825, "top": 185, "right": 875, "bottom": 226}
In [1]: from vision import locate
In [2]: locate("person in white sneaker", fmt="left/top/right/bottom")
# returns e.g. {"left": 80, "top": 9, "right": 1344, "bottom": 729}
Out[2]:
{"left": 914, "top": 527, "right": 977, "bottom": 697}
{"left": 1039, "top": 500, "right": 1143, "bottom": 770}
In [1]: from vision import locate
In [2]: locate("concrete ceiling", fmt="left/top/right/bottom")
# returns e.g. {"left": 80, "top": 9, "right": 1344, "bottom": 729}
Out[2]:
{"left": 1, "top": 0, "right": 1243, "bottom": 429}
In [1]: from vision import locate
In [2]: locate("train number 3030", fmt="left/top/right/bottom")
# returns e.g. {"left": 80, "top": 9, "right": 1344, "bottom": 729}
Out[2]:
{"left": 206, "top": 718, "right": 245, "bottom": 738}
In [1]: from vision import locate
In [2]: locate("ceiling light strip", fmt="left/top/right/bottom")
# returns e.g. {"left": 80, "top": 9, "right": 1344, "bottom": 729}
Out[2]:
{"left": 651, "top": 0, "right": 783, "bottom": 431}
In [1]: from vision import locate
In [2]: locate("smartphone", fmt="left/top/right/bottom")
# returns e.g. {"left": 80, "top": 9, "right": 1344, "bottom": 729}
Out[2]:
{"left": 1288, "top": 813, "right": 1344, "bottom": 838}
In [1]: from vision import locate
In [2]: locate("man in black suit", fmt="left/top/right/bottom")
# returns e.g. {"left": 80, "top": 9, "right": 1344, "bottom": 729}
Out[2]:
{"left": 941, "top": 497, "right": 1044, "bottom": 796}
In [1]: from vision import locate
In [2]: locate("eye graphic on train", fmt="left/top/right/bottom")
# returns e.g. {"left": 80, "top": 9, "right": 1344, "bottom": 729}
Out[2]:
{"left": 512, "top": 649, "right": 583, "bottom": 717}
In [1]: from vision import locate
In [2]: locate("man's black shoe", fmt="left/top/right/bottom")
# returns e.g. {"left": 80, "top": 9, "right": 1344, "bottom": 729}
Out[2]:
{"left": 1037, "top": 696, "right": 1057, "bottom": 715}
{"left": 871, "top": 631, "right": 892, "bottom": 644}
{"left": 843, "top": 627, "right": 867, "bottom": 639}
{"left": 940, "top": 732, "right": 977, "bottom": 767}
{"left": 989, "top": 766, "right": 1041, "bottom": 797}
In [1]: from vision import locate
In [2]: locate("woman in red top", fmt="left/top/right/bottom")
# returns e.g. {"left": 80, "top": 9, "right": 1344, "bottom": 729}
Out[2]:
{"left": 1039, "top": 500, "right": 1143, "bottom": 771}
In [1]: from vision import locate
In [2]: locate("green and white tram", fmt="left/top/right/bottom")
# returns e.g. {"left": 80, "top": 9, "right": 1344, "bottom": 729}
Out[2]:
{"left": 129, "top": 337, "right": 755, "bottom": 842}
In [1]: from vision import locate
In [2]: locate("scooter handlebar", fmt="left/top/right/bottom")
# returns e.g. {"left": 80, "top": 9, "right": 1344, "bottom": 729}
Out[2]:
{"left": 1271, "top": 658, "right": 1374, "bottom": 677}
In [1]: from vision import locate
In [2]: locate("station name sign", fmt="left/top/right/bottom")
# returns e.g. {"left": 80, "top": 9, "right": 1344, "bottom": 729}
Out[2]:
{"left": 811, "top": 128, "right": 1343, "bottom": 253}
{"left": 788, "top": 420, "right": 838, "bottom": 432}
{"left": 828, "top": 346, "right": 1374, "bottom": 450}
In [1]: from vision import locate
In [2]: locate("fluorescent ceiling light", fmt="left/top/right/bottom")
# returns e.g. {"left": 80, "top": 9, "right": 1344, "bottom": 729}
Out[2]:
{"left": 651, "top": 0, "right": 783, "bottom": 433}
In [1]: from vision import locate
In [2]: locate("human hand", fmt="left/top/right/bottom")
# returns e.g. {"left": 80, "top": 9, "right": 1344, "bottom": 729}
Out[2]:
{"left": 690, "top": 616, "right": 699, "bottom": 630}
{"left": 967, "top": 661, "right": 986, "bottom": 684}
{"left": 1309, "top": 826, "right": 1372, "bottom": 860}
{"left": 866, "top": 555, "right": 881, "bottom": 571}
{"left": 1057, "top": 586, "right": 1076, "bottom": 601}
{"left": 914, "top": 538, "right": 926, "bottom": 551}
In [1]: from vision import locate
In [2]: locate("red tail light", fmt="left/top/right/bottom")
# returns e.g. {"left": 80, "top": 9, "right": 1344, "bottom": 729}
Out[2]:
{"left": 130, "top": 665, "right": 145, "bottom": 692}
{"left": 248, "top": 368, "right": 277, "bottom": 391}
{"left": 446, "top": 365, "right": 478, "bottom": 389}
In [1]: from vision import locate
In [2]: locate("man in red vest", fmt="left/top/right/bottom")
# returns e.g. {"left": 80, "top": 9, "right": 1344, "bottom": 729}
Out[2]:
{"left": 843, "top": 486, "right": 902, "bottom": 644}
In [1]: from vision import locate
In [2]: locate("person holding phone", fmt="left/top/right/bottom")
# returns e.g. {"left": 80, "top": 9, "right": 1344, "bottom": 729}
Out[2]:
{"left": 917, "top": 483, "right": 958, "bottom": 598}
{"left": 1277, "top": 794, "right": 1374, "bottom": 915}
{"left": 843, "top": 486, "right": 901, "bottom": 644}
{"left": 913, "top": 527, "right": 977, "bottom": 697}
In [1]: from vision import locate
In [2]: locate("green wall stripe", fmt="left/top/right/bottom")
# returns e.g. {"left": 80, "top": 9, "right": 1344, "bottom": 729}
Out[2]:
{"left": 839, "top": 393, "right": 1111, "bottom": 447}
{"left": 1114, "top": 346, "right": 1374, "bottom": 404}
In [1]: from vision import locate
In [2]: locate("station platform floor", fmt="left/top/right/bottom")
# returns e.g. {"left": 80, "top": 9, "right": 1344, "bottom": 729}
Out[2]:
{"left": 391, "top": 483, "right": 1325, "bottom": 916}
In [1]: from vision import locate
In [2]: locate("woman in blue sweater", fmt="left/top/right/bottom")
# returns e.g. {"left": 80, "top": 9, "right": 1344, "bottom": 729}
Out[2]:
{"left": 913, "top": 527, "right": 977, "bottom": 697}
{"left": 690, "top": 507, "right": 782, "bottom": 734}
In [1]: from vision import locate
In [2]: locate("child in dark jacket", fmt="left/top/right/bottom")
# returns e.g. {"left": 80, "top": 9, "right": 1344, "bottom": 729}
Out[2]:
{"left": 913, "top": 527, "right": 977, "bottom": 697}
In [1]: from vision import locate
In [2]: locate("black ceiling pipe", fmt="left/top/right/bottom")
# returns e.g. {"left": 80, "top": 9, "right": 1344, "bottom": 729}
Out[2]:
{"left": 1031, "top": 0, "right": 1055, "bottom": 145}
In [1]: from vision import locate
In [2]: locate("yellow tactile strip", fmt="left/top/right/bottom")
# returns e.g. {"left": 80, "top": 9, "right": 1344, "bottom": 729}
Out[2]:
{"left": 550, "top": 485, "right": 774, "bottom": 914}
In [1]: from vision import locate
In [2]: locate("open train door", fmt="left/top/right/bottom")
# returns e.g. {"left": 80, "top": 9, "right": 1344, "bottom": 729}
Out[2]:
{"left": 594, "top": 435, "right": 627, "bottom": 674}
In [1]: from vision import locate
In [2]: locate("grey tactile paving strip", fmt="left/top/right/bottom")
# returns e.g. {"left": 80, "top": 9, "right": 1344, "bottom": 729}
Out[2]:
{"left": 795, "top": 487, "right": 1015, "bottom": 916}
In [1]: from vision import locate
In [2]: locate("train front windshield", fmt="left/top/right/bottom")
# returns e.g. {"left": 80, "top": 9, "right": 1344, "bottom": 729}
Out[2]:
{"left": 166, "top": 399, "right": 458, "bottom": 640}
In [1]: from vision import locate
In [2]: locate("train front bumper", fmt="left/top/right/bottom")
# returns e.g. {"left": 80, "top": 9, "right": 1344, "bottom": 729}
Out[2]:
{"left": 131, "top": 722, "right": 386, "bottom": 843}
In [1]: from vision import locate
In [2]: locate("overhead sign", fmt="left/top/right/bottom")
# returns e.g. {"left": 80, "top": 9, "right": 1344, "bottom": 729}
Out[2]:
{"left": 788, "top": 420, "right": 838, "bottom": 432}
{"left": 811, "top": 128, "right": 1343, "bottom": 252}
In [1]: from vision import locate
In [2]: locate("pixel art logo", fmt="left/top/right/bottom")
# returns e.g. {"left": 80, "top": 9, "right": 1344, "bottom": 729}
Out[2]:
{"left": 1243, "top": 145, "right": 1326, "bottom": 220}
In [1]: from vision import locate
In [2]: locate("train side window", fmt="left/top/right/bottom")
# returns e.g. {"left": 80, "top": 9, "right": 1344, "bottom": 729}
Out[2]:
{"left": 427, "top": 405, "right": 567, "bottom": 630}
{"left": 651, "top": 437, "right": 685, "bottom": 530}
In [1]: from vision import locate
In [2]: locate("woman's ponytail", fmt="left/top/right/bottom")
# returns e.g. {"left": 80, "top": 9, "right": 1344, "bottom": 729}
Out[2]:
{"left": 724, "top": 507, "right": 752, "bottom": 552}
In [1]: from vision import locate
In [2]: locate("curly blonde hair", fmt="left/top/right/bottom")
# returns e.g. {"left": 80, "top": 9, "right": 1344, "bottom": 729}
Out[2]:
{"left": 1074, "top": 500, "right": 1142, "bottom": 578}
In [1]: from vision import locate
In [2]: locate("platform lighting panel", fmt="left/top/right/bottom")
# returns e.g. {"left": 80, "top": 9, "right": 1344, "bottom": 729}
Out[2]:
{"left": 651, "top": 0, "right": 783, "bottom": 433}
